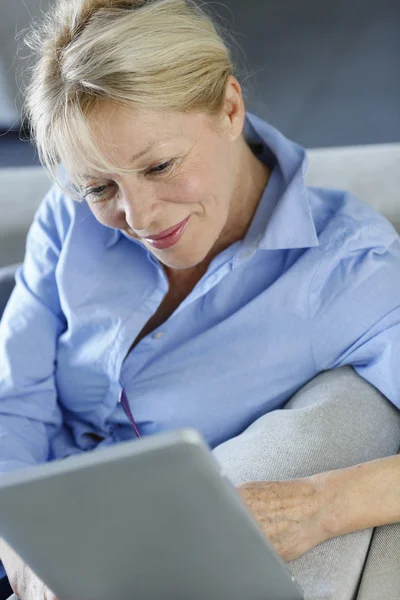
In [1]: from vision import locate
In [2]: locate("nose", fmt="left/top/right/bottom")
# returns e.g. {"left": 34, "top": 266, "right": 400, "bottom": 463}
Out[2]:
{"left": 121, "top": 182, "right": 158, "bottom": 234}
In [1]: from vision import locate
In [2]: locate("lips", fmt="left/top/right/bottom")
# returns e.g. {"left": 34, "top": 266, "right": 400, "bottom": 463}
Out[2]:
{"left": 143, "top": 217, "right": 190, "bottom": 240}
{"left": 142, "top": 215, "right": 191, "bottom": 250}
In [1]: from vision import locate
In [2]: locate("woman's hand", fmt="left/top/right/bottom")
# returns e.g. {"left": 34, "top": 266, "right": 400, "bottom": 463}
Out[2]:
{"left": 0, "top": 538, "right": 59, "bottom": 600}
{"left": 237, "top": 476, "right": 332, "bottom": 562}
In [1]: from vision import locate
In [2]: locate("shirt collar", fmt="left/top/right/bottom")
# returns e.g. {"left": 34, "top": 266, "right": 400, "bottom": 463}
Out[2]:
{"left": 104, "top": 111, "right": 319, "bottom": 251}
{"left": 242, "top": 112, "right": 319, "bottom": 251}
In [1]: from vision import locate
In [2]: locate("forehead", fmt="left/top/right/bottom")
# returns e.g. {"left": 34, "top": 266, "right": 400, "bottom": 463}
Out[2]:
{"left": 91, "top": 103, "right": 214, "bottom": 153}
{"left": 70, "top": 102, "right": 217, "bottom": 182}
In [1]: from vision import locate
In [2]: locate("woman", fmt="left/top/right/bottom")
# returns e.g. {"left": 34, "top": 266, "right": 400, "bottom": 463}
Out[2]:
{"left": 1, "top": 0, "right": 400, "bottom": 597}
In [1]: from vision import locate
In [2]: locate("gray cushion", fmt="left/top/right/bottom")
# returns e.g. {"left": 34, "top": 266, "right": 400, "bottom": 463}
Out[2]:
{"left": 356, "top": 523, "right": 400, "bottom": 599}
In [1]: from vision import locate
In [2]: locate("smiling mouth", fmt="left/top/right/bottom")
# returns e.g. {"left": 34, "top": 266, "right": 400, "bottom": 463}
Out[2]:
{"left": 140, "top": 215, "right": 191, "bottom": 250}
{"left": 141, "top": 217, "right": 190, "bottom": 240}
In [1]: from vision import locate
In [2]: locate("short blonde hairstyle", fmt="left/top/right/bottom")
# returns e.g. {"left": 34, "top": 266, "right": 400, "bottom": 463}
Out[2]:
{"left": 23, "top": 0, "right": 242, "bottom": 195}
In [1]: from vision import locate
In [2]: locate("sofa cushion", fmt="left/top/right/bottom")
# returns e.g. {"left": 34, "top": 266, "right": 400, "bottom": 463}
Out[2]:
{"left": 307, "top": 143, "right": 400, "bottom": 233}
{"left": 0, "top": 167, "right": 51, "bottom": 267}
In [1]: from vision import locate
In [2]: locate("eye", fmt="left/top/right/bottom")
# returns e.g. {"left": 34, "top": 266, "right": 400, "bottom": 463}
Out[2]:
{"left": 83, "top": 184, "right": 114, "bottom": 202}
{"left": 148, "top": 160, "right": 175, "bottom": 176}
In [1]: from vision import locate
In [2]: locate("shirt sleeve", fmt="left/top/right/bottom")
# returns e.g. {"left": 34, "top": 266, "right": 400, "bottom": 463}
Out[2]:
{"left": 0, "top": 183, "right": 69, "bottom": 475}
{"left": 309, "top": 215, "right": 400, "bottom": 408}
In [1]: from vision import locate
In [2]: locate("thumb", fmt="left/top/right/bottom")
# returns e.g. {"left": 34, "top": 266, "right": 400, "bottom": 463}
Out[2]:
{"left": 28, "top": 572, "right": 59, "bottom": 600}
{"left": 42, "top": 587, "right": 59, "bottom": 600}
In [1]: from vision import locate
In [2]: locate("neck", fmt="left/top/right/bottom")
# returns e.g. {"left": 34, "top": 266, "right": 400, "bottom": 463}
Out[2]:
{"left": 211, "top": 136, "right": 271, "bottom": 257}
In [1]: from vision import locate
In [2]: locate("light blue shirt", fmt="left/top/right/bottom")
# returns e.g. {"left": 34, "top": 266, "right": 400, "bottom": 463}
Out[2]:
{"left": 1, "top": 112, "right": 400, "bottom": 476}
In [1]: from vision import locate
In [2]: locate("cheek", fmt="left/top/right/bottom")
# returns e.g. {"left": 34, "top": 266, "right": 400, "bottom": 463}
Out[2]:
{"left": 87, "top": 202, "right": 124, "bottom": 229}
{"left": 172, "top": 163, "right": 227, "bottom": 216}
{"left": 170, "top": 171, "right": 205, "bottom": 205}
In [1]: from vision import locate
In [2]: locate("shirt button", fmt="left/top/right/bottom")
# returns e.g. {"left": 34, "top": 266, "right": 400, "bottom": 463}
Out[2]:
{"left": 152, "top": 331, "right": 165, "bottom": 340}
{"left": 239, "top": 249, "right": 254, "bottom": 260}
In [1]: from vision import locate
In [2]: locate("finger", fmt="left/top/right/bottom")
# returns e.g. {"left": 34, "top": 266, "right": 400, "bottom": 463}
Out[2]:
{"left": 43, "top": 585, "right": 59, "bottom": 600}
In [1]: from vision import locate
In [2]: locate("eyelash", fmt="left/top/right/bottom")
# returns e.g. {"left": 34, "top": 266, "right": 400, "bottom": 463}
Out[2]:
{"left": 148, "top": 160, "right": 175, "bottom": 176}
{"left": 84, "top": 160, "right": 176, "bottom": 201}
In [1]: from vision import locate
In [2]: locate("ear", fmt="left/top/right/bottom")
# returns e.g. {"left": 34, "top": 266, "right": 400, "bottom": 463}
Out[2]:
{"left": 220, "top": 75, "right": 245, "bottom": 142}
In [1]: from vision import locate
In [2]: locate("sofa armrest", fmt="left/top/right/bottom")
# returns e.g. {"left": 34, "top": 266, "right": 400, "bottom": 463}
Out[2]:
{"left": 0, "top": 263, "right": 19, "bottom": 320}
{"left": 356, "top": 448, "right": 400, "bottom": 599}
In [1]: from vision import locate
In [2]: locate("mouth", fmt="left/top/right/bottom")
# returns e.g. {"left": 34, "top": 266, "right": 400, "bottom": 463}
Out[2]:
{"left": 142, "top": 216, "right": 191, "bottom": 250}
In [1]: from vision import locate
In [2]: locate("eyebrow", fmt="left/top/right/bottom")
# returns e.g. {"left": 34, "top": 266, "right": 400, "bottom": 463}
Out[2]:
{"left": 80, "top": 138, "right": 175, "bottom": 182}
{"left": 129, "top": 140, "right": 164, "bottom": 163}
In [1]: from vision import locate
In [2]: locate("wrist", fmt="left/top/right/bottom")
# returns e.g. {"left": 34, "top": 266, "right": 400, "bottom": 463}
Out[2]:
{"left": 311, "top": 455, "right": 400, "bottom": 538}
{"left": 310, "top": 467, "right": 367, "bottom": 538}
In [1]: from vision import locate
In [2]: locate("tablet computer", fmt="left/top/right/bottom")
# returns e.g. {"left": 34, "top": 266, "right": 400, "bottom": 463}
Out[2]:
{"left": 0, "top": 429, "right": 304, "bottom": 600}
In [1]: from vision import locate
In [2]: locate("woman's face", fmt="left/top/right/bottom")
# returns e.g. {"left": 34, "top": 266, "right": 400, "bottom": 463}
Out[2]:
{"left": 77, "top": 89, "right": 245, "bottom": 271}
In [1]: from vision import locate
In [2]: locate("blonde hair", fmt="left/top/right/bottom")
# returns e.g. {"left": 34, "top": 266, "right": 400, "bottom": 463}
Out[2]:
{"left": 23, "top": 0, "right": 243, "bottom": 196}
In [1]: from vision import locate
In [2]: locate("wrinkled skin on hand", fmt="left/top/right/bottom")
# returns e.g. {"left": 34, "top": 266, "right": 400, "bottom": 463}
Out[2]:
{"left": 238, "top": 477, "right": 332, "bottom": 562}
